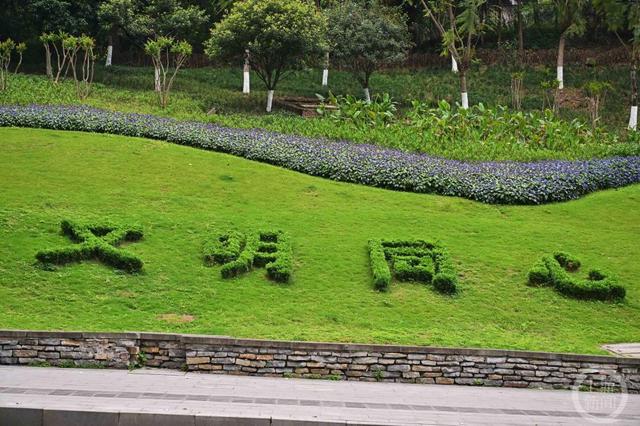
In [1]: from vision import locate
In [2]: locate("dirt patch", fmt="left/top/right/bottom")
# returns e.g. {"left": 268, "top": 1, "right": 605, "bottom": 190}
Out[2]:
{"left": 157, "top": 313, "right": 196, "bottom": 324}
{"left": 557, "top": 87, "right": 588, "bottom": 110}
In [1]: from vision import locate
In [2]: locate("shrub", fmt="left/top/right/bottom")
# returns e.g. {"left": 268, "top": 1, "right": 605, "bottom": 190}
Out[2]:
{"left": 553, "top": 251, "right": 581, "bottom": 271}
{"left": 36, "top": 219, "right": 144, "bottom": 273}
{"left": 527, "top": 253, "right": 625, "bottom": 301}
{"left": 204, "top": 230, "right": 292, "bottom": 283}
{"left": 368, "top": 239, "right": 458, "bottom": 294}
{"left": 1, "top": 105, "right": 639, "bottom": 205}
{"left": 318, "top": 92, "right": 397, "bottom": 127}
{"left": 368, "top": 240, "right": 392, "bottom": 291}
{"left": 203, "top": 230, "right": 246, "bottom": 264}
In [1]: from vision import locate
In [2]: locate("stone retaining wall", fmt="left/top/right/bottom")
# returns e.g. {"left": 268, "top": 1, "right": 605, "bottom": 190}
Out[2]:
{"left": 1, "top": 330, "right": 638, "bottom": 393}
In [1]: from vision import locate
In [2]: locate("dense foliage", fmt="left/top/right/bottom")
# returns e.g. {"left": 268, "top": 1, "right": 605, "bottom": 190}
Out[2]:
{"left": 325, "top": 0, "right": 411, "bottom": 99}
{"left": 528, "top": 252, "right": 625, "bottom": 301}
{"left": 205, "top": 0, "right": 327, "bottom": 96}
{"left": 368, "top": 239, "right": 458, "bottom": 294}
{"left": 204, "top": 230, "right": 292, "bottom": 283}
{"left": 321, "top": 96, "right": 640, "bottom": 157}
{"left": 1, "top": 104, "right": 638, "bottom": 205}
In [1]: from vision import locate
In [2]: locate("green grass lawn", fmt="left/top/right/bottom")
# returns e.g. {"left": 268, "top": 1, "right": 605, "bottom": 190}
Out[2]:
{"left": 1, "top": 127, "right": 639, "bottom": 354}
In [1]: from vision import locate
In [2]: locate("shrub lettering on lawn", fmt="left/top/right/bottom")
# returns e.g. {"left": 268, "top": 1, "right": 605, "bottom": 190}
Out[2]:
{"left": 368, "top": 239, "right": 458, "bottom": 294}
{"left": 36, "top": 220, "right": 144, "bottom": 273}
{"left": 528, "top": 251, "right": 625, "bottom": 301}
{"left": 204, "top": 230, "right": 292, "bottom": 283}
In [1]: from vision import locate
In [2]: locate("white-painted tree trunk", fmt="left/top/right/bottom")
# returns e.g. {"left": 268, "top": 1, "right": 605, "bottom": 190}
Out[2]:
{"left": 154, "top": 68, "right": 161, "bottom": 92}
{"left": 243, "top": 71, "right": 250, "bottom": 94}
{"left": 630, "top": 106, "right": 638, "bottom": 130}
{"left": 557, "top": 66, "right": 564, "bottom": 90}
{"left": 322, "top": 69, "right": 328, "bottom": 87}
{"left": 243, "top": 49, "right": 250, "bottom": 94}
{"left": 556, "top": 35, "right": 565, "bottom": 90}
{"left": 461, "top": 92, "right": 469, "bottom": 109}
{"left": 363, "top": 88, "right": 371, "bottom": 103}
{"left": 266, "top": 90, "right": 274, "bottom": 112}
{"left": 451, "top": 56, "right": 458, "bottom": 73}
{"left": 105, "top": 45, "right": 113, "bottom": 67}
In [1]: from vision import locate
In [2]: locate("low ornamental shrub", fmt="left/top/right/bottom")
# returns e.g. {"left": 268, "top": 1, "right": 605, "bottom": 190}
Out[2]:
{"left": 1, "top": 105, "right": 639, "bottom": 205}
{"left": 204, "top": 230, "right": 292, "bottom": 283}
{"left": 203, "top": 230, "right": 246, "bottom": 265}
{"left": 36, "top": 219, "right": 144, "bottom": 273}
{"left": 368, "top": 239, "right": 458, "bottom": 294}
{"left": 527, "top": 252, "right": 625, "bottom": 301}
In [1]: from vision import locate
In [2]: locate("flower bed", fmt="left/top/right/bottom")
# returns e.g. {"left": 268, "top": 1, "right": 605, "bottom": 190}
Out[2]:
{"left": 1, "top": 104, "right": 639, "bottom": 205}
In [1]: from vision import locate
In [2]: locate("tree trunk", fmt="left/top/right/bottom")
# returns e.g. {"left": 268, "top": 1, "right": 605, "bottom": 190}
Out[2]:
{"left": 243, "top": 49, "right": 250, "bottom": 94}
{"left": 557, "top": 35, "right": 565, "bottom": 90}
{"left": 630, "top": 62, "right": 638, "bottom": 130}
{"left": 105, "top": 35, "right": 113, "bottom": 67}
{"left": 363, "top": 87, "right": 371, "bottom": 103}
{"left": 460, "top": 71, "right": 469, "bottom": 109}
{"left": 451, "top": 56, "right": 458, "bottom": 73}
{"left": 322, "top": 52, "right": 329, "bottom": 87}
{"left": 266, "top": 90, "right": 274, "bottom": 112}
{"left": 516, "top": 0, "right": 524, "bottom": 67}
{"left": 154, "top": 68, "right": 161, "bottom": 92}
{"left": 45, "top": 46, "right": 52, "bottom": 79}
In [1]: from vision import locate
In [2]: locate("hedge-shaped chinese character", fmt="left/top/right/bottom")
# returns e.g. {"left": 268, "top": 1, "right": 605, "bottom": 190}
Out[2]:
{"left": 36, "top": 220, "right": 144, "bottom": 273}
{"left": 528, "top": 252, "right": 625, "bottom": 301}
{"left": 368, "top": 239, "right": 458, "bottom": 294}
{"left": 204, "top": 230, "right": 292, "bottom": 283}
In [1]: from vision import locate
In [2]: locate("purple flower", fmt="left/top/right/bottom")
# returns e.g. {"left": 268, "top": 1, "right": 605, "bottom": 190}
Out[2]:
{"left": 1, "top": 104, "right": 638, "bottom": 205}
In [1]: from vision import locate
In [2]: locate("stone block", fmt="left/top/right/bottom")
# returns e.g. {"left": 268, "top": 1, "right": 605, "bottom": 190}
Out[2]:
{"left": 186, "top": 357, "right": 210, "bottom": 365}
{"left": 387, "top": 364, "right": 410, "bottom": 372}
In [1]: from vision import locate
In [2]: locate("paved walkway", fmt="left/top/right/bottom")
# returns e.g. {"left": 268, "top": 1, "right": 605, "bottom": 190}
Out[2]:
{"left": 602, "top": 343, "right": 640, "bottom": 358}
{"left": 1, "top": 366, "right": 639, "bottom": 425}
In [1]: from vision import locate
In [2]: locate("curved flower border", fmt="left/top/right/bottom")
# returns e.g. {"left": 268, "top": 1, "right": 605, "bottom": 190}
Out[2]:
{"left": 1, "top": 104, "right": 639, "bottom": 205}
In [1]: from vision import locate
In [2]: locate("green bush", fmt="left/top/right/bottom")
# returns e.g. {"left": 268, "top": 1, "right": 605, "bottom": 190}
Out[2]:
{"left": 553, "top": 251, "right": 581, "bottom": 272}
{"left": 204, "top": 230, "right": 292, "bottom": 283}
{"left": 203, "top": 230, "right": 246, "bottom": 264}
{"left": 368, "top": 239, "right": 391, "bottom": 291}
{"left": 527, "top": 253, "right": 625, "bottom": 301}
{"left": 36, "top": 219, "right": 144, "bottom": 273}
{"left": 368, "top": 239, "right": 458, "bottom": 294}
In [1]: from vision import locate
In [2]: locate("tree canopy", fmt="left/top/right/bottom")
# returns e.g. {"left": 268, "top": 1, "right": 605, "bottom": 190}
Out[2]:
{"left": 326, "top": 0, "right": 411, "bottom": 94}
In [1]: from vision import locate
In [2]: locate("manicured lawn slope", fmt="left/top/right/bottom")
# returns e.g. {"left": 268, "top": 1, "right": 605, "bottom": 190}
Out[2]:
{"left": 1, "top": 127, "right": 639, "bottom": 354}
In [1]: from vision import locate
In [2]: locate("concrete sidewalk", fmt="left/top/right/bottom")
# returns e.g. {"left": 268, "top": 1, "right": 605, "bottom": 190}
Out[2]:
{"left": 1, "top": 366, "right": 639, "bottom": 425}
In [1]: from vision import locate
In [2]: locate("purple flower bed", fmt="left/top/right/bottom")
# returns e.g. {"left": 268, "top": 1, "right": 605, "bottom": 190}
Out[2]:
{"left": 1, "top": 104, "right": 639, "bottom": 205}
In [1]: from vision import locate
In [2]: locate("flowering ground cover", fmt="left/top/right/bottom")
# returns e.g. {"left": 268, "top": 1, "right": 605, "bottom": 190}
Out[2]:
{"left": 2, "top": 70, "right": 639, "bottom": 162}
{"left": 1, "top": 127, "right": 639, "bottom": 354}
{"left": 1, "top": 105, "right": 639, "bottom": 205}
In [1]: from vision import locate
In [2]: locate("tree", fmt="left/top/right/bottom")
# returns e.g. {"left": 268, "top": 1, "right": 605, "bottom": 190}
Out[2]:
{"left": 325, "top": 1, "right": 411, "bottom": 102}
{"left": 0, "top": 39, "right": 15, "bottom": 90}
{"left": 595, "top": 0, "right": 640, "bottom": 130}
{"left": 206, "top": 0, "right": 327, "bottom": 112}
{"left": 40, "top": 31, "right": 73, "bottom": 83}
{"left": 553, "top": 0, "right": 587, "bottom": 90}
{"left": 416, "top": 0, "right": 488, "bottom": 109}
{"left": 144, "top": 36, "right": 192, "bottom": 108}
{"left": 14, "top": 42, "right": 26, "bottom": 74}
{"left": 67, "top": 35, "right": 96, "bottom": 100}
{"left": 98, "top": 0, "right": 208, "bottom": 66}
